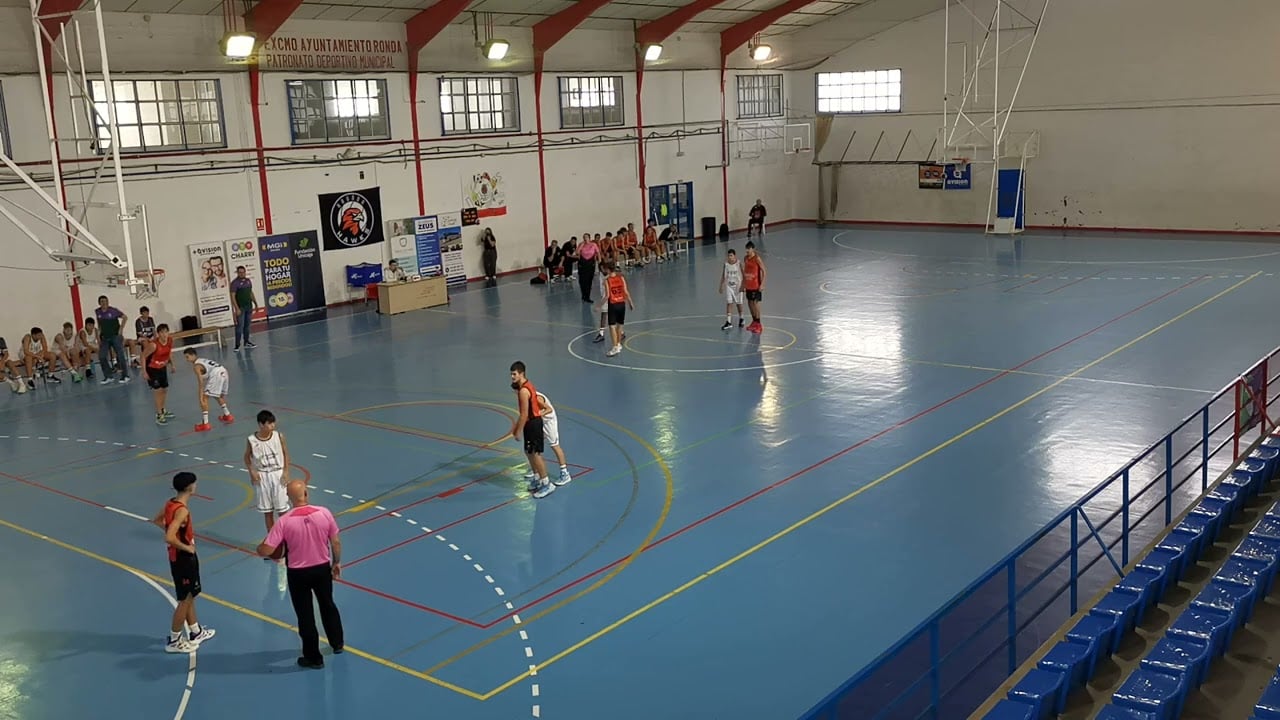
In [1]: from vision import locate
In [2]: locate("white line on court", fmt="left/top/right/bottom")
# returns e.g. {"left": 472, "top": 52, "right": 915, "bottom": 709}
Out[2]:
{"left": 124, "top": 568, "right": 197, "bottom": 720}
{"left": 105, "top": 506, "right": 149, "bottom": 521}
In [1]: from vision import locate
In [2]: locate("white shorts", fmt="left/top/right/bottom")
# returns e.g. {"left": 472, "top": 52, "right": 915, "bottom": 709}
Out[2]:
{"left": 543, "top": 411, "right": 560, "bottom": 447}
{"left": 725, "top": 285, "right": 744, "bottom": 305}
{"left": 204, "top": 367, "right": 229, "bottom": 397}
{"left": 255, "top": 470, "right": 290, "bottom": 513}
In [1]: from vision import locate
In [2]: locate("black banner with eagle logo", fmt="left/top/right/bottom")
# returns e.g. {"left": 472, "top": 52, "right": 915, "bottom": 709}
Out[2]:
{"left": 319, "top": 186, "right": 386, "bottom": 251}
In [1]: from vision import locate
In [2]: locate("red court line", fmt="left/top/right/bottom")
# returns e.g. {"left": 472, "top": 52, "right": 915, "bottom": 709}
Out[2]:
{"left": 335, "top": 579, "right": 486, "bottom": 628}
{"left": 341, "top": 465, "right": 595, "bottom": 533}
{"left": 0, "top": 469, "right": 108, "bottom": 510}
{"left": 343, "top": 498, "right": 520, "bottom": 568}
{"left": 464, "top": 275, "right": 1209, "bottom": 628}
{"left": 24, "top": 443, "right": 144, "bottom": 474}
{"left": 1003, "top": 274, "right": 1050, "bottom": 293}
{"left": 274, "top": 402, "right": 511, "bottom": 452}
{"left": 1043, "top": 269, "right": 1107, "bottom": 295}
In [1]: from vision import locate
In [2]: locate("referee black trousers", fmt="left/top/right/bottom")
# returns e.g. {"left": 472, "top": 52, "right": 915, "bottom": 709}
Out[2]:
{"left": 286, "top": 562, "right": 345, "bottom": 662}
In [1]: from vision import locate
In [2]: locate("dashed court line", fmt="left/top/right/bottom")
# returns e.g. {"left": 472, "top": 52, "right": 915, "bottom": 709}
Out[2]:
{"left": 0, "top": 432, "right": 543, "bottom": 714}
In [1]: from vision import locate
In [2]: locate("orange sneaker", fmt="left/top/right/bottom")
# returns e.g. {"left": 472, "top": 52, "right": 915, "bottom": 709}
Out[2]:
{"left": 219, "top": 414, "right": 234, "bottom": 424}
{"left": 194, "top": 423, "right": 212, "bottom": 432}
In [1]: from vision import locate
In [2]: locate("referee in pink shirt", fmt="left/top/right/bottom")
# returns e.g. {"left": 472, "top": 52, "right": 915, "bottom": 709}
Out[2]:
{"left": 257, "top": 480, "right": 345, "bottom": 668}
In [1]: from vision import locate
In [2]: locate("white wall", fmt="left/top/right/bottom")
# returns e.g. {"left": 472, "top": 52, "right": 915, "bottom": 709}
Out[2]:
{"left": 0, "top": 13, "right": 814, "bottom": 342}
{"left": 809, "top": 0, "right": 1280, "bottom": 232}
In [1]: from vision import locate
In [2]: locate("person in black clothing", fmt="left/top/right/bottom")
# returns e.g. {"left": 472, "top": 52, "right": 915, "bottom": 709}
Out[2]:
{"left": 748, "top": 199, "right": 767, "bottom": 238}
{"left": 480, "top": 228, "right": 498, "bottom": 286}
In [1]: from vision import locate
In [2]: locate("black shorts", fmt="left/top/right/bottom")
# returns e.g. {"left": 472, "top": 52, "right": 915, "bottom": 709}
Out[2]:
{"left": 746, "top": 289, "right": 763, "bottom": 302}
{"left": 523, "top": 416, "right": 545, "bottom": 455}
{"left": 170, "top": 553, "right": 202, "bottom": 600}
{"left": 147, "top": 366, "right": 169, "bottom": 390}
{"left": 607, "top": 302, "right": 626, "bottom": 326}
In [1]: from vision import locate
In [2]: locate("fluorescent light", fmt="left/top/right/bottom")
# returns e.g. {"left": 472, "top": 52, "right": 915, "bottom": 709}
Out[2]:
{"left": 644, "top": 43, "right": 662, "bottom": 61}
{"left": 484, "top": 39, "right": 509, "bottom": 60}
{"left": 221, "top": 32, "right": 256, "bottom": 60}
{"left": 751, "top": 43, "right": 772, "bottom": 61}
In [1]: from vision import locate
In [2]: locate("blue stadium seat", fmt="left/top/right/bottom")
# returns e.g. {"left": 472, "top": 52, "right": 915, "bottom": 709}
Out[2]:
{"left": 1113, "top": 668, "right": 1188, "bottom": 720}
{"left": 1266, "top": 498, "right": 1280, "bottom": 520}
{"left": 1249, "top": 446, "right": 1279, "bottom": 481}
{"left": 1091, "top": 589, "right": 1144, "bottom": 636}
{"left": 982, "top": 698, "right": 1037, "bottom": 720}
{"left": 1254, "top": 672, "right": 1280, "bottom": 720}
{"left": 1190, "top": 495, "right": 1233, "bottom": 540}
{"left": 1115, "top": 567, "right": 1163, "bottom": 613}
{"left": 1252, "top": 515, "right": 1280, "bottom": 542}
{"left": 1191, "top": 581, "right": 1248, "bottom": 629}
{"left": 1137, "top": 547, "right": 1186, "bottom": 591}
{"left": 1237, "top": 536, "right": 1280, "bottom": 587}
{"left": 1210, "top": 484, "right": 1248, "bottom": 521}
{"left": 1225, "top": 459, "right": 1268, "bottom": 498}
{"left": 1216, "top": 555, "right": 1277, "bottom": 601}
{"left": 1037, "top": 640, "right": 1093, "bottom": 691}
{"left": 1007, "top": 668, "right": 1068, "bottom": 719}
{"left": 1095, "top": 707, "right": 1158, "bottom": 720}
{"left": 1065, "top": 614, "right": 1119, "bottom": 675}
{"left": 1199, "top": 577, "right": 1259, "bottom": 623}
{"left": 1140, "top": 635, "right": 1210, "bottom": 689}
{"left": 1168, "top": 605, "right": 1234, "bottom": 658}
{"left": 1154, "top": 531, "right": 1198, "bottom": 575}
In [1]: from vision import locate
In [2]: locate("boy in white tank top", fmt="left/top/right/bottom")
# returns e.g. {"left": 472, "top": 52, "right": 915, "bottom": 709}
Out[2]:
{"left": 243, "top": 409, "right": 291, "bottom": 534}
{"left": 182, "top": 348, "right": 233, "bottom": 431}
{"left": 719, "top": 248, "right": 745, "bottom": 330}
{"left": 521, "top": 390, "right": 573, "bottom": 489}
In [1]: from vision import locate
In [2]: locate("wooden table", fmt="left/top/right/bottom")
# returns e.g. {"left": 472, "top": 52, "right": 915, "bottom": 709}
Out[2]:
{"left": 377, "top": 276, "right": 448, "bottom": 315}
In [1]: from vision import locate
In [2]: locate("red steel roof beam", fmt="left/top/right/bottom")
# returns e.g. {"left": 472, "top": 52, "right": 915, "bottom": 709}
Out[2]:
{"left": 636, "top": 0, "right": 725, "bottom": 47}
{"left": 244, "top": 0, "right": 306, "bottom": 44}
{"left": 719, "top": 0, "right": 815, "bottom": 64}
{"left": 532, "top": 0, "right": 614, "bottom": 67}
{"left": 37, "top": 0, "right": 86, "bottom": 46}
{"left": 406, "top": 0, "right": 472, "bottom": 56}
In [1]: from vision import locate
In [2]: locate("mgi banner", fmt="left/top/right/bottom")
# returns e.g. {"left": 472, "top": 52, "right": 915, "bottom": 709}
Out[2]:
{"left": 319, "top": 186, "right": 385, "bottom": 250}
{"left": 224, "top": 239, "right": 267, "bottom": 321}
{"left": 258, "top": 231, "right": 326, "bottom": 319}
{"left": 188, "top": 241, "right": 234, "bottom": 327}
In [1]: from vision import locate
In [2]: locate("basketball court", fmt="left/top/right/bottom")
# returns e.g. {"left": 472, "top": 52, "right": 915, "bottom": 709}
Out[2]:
{"left": 3, "top": 224, "right": 1278, "bottom": 719}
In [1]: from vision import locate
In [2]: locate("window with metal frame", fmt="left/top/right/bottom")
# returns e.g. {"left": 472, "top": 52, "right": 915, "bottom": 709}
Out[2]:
{"left": 0, "top": 81, "right": 10, "bottom": 157}
{"left": 88, "top": 78, "right": 226, "bottom": 153}
{"left": 736, "top": 74, "right": 783, "bottom": 119}
{"left": 439, "top": 76, "right": 519, "bottom": 136}
{"left": 816, "top": 69, "right": 902, "bottom": 114}
{"left": 286, "top": 78, "right": 391, "bottom": 145}
{"left": 558, "top": 76, "right": 624, "bottom": 129}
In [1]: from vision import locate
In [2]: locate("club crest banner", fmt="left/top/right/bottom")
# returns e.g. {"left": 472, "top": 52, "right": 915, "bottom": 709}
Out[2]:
{"left": 319, "top": 186, "right": 385, "bottom": 250}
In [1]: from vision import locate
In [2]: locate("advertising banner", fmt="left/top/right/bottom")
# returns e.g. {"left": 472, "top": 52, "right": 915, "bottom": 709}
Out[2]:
{"left": 437, "top": 211, "right": 466, "bottom": 287}
{"left": 188, "top": 241, "right": 234, "bottom": 327}
{"left": 259, "top": 231, "right": 326, "bottom": 318}
{"left": 224, "top": 239, "right": 267, "bottom": 321}
{"left": 318, "top": 186, "right": 385, "bottom": 250}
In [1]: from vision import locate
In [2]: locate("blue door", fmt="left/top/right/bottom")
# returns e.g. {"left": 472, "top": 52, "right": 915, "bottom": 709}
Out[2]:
{"left": 648, "top": 182, "right": 694, "bottom": 238}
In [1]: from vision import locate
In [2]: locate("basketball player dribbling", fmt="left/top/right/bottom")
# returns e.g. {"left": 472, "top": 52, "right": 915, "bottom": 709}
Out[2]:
{"left": 742, "top": 241, "right": 767, "bottom": 333}
{"left": 719, "top": 248, "right": 745, "bottom": 330}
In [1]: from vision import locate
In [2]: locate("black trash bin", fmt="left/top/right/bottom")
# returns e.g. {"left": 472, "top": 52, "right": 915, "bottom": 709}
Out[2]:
{"left": 180, "top": 315, "right": 200, "bottom": 346}
{"left": 701, "top": 216, "right": 716, "bottom": 241}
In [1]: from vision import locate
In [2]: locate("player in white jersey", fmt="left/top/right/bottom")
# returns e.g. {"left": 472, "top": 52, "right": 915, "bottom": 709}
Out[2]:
{"left": 52, "top": 322, "right": 85, "bottom": 382}
{"left": 75, "top": 319, "right": 99, "bottom": 380}
{"left": 244, "top": 409, "right": 291, "bottom": 532}
{"left": 182, "top": 348, "right": 233, "bottom": 432}
{"left": 719, "top": 248, "right": 745, "bottom": 330}
{"left": 522, "top": 390, "right": 573, "bottom": 490}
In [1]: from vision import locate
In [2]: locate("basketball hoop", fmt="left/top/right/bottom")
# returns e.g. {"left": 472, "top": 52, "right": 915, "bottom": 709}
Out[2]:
{"left": 952, "top": 157, "right": 970, "bottom": 165}
{"left": 131, "top": 268, "right": 165, "bottom": 298}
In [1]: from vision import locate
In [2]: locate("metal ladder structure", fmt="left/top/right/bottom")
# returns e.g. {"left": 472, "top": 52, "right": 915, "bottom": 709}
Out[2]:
{"left": 0, "top": 0, "right": 160, "bottom": 298}
{"left": 938, "top": 0, "right": 1051, "bottom": 234}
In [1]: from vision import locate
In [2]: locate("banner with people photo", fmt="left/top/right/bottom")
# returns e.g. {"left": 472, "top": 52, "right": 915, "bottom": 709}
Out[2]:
{"left": 437, "top": 210, "right": 466, "bottom": 287}
{"left": 318, "top": 186, "right": 385, "bottom": 251}
{"left": 385, "top": 217, "right": 420, "bottom": 275}
{"left": 223, "top": 239, "right": 267, "bottom": 321}
{"left": 258, "top": 231, "right": 326, "bottom": 319}
{"left": 187, "top": 241, "right": 234, "bottom": 327}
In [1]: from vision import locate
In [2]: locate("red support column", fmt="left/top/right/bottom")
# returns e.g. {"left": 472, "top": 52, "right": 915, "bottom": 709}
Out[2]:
{"left": 532, "top": 0, "right": 616, "bottom": 248}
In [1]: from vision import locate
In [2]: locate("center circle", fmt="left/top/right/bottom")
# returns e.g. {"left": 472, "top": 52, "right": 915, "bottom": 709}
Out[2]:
{"left": 566, "top": 315, "right": 825, "bottom": 373}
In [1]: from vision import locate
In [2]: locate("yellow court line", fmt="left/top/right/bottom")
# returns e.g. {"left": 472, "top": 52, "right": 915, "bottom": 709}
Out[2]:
{"left": 340, "top": 450, "right": 518, "bottom": 515}
{"left": 0, "top": 516, "right": 487, "bottom": 701}
{"left": 474, "top": 271, "right": 1261, "bottom": 697}
{"left": 423, "top": 405, "right": 675, "bottom": 684}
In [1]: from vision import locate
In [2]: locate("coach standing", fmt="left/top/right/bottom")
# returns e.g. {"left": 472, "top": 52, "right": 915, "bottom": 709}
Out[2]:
{"left": 256, "top": 480, "right": 345, "bottom": 668}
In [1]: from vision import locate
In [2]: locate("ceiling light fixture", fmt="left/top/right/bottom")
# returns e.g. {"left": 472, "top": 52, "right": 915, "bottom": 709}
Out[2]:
{"left": 644, "top": 43, "right": 662, "bottom": 61}
{"left": 751, "top": 43, "right": 772, "bottom": 62}
{"left": 221, "top": 31, "right": 256, "bottom": 60}
{"left": 484, "top": 38, "right": 509, "bottom": 60}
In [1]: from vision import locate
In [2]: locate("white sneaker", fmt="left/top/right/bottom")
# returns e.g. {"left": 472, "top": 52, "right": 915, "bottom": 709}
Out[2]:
{"left": 166, "top": 636, "right": 196, "bottom": 653}
{"left": 553, "top": 470, "right": 572, "bottom": 487}
{"left": 605, "top": 345, "right": 621, "bottom": 357}
{"left": 531, "top": 481, "right": 555, "bottom": 499}
{"left": 188, "top": 627, "right": 216, "bottom": 645}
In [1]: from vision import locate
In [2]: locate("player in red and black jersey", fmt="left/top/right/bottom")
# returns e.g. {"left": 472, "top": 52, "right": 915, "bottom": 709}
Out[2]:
{"left": 151, "top": 472, "right": 216, "bottom": 653}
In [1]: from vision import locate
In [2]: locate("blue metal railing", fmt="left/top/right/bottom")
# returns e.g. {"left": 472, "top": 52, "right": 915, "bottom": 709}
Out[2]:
{"left": 798, "top": 346, "right": 1280, "bottom": 720}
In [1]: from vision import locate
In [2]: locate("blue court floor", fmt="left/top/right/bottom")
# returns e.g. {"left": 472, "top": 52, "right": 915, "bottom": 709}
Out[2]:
{"left": 3, "top": 224, "right": 1280, "bottom": 720}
